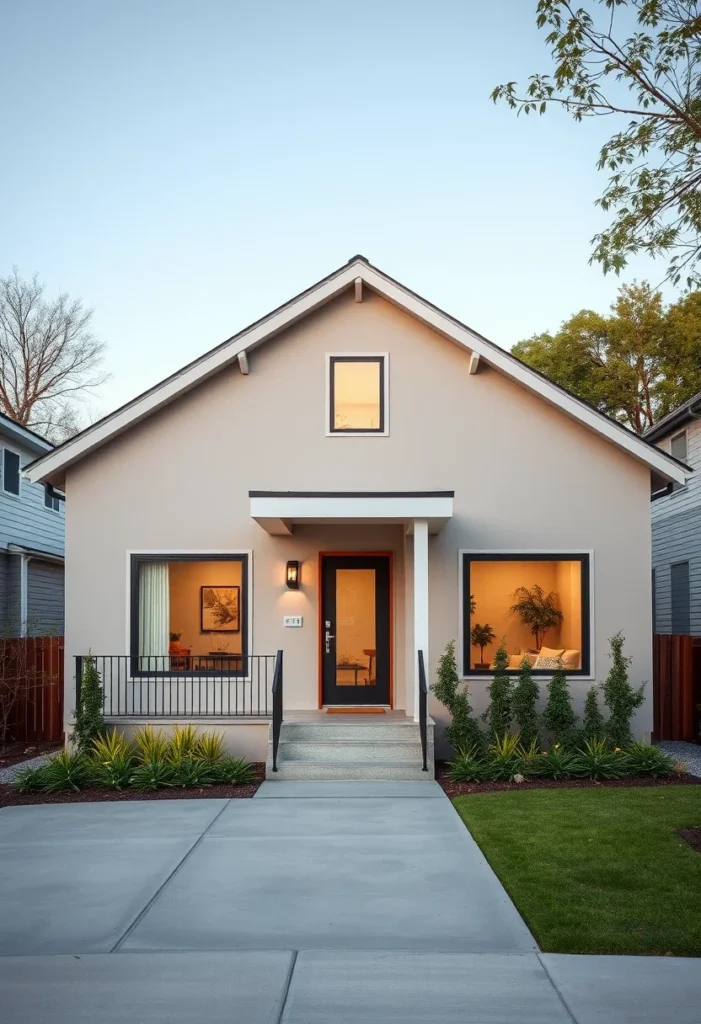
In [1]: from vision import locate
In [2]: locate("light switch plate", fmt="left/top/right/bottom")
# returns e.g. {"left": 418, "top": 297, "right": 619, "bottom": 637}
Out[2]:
{"left": 283, "top": 615, "right": 303, "bottom": 628}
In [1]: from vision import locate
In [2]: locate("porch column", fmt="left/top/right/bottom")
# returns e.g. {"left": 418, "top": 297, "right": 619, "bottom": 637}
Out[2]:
{"left": 413, "top": 519, "right": 429, "bottom": 721}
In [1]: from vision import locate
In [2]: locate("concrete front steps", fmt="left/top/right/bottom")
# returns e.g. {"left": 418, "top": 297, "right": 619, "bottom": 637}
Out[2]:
{"left": 265, "top": 714, "right": 435, "bottom": 780}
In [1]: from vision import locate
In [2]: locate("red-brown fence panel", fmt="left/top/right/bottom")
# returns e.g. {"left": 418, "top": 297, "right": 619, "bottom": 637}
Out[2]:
{"left": 652, "top": 634, "right": 699, "bottom": 742}
{"left": 1, "top": 636, "right": 64, "bottom": 744}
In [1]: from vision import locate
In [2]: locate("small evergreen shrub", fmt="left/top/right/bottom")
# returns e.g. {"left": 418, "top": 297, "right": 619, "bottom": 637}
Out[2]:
{"left": 571, "top": 739, "right": 627, "bottom": 780}
{"left": 512, "top": 657, "right": 539, "bottom": 747}
{"left": 623, "top": 743, "right": 675, "bottom": 777}
{"left": 446, "top": 745, "right": 488, "bottom": 782}
{"left": 72, "top": 655, "right": 105, "bottom": 756}
{"left": 542, "top": 667, "right": 577, "bottom": 743}
{"left": 583, "top": 686, "right": 605, "bottom": 741}
{"left": 603, "top": 632, "right": 645, "bottom": 747}
{"left": 482, "top": 640, "right": 513, "bottom": 740}
{"left": 432, "top": 640, "right": 484, "bottom": 753}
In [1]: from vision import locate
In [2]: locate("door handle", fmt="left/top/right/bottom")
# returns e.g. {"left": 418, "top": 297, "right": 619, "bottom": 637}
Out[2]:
{"left": 325, "top": 630, "right": 335, "bottom": 654}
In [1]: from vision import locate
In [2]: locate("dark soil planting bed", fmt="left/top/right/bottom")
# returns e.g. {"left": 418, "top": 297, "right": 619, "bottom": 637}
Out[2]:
{"left": 0, "top": 742, "right": 62, "bottom": 770}
{"left": 0, "top": 763, "right": 266, "bottom": 806}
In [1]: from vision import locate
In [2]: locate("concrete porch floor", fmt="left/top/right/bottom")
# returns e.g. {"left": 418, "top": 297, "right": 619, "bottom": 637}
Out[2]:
{"left": 1, "top": 782, "right": 699, "bottom": 1023}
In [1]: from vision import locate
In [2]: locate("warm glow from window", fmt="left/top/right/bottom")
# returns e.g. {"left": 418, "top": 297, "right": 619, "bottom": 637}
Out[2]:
{"left": 464, "top": 557, "right": 586, "bottom": 672}
{"left": 332, "top": 358, "right": 383, "bottom": 431}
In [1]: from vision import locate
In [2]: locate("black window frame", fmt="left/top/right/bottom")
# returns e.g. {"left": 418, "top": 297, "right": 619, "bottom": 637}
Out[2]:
{"left": 670, "top": 431, "right": 688, "bottom": 492}
{"left": 44, "top": 483, "right": 64, "bottom": 512}
{"left": 129, "top": 553, "right": 249, "bottom": 677}
{"left": 671, "top": 560, "right": 691, "bottom": 635}
{"left": 462, "top": 552, "right": 591, "bottom": 676}
{"left": 328, "top": 355, "right": 386, "bottom": 434}
{"left": 2, "top": 448, "right": 20, "bottom": 496}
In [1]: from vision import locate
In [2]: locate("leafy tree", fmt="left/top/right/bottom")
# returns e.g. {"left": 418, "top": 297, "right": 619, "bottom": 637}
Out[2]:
{"left": 513, "top": 281, "right": 701, "bottom": 433}
{"left": 0, "top": 269, "right": 107, "bottom": 441}
{"left": 512, "top": 657, "right": 540, "bottom": 746}
{"left": 583, "top": 684, "right": 605, "bottom": 741}
{"left": 470, "top": 622, "right": 496, "bottom": 667}
{"left": 72, "top": 655, "right": 105, "bottom": 756}
{"left": 542, "top": 666, "right": 577, "bottom": 742}
{"left": 492, "top": 1, "right": 701, "bottom": 287}
{"left": 602, "top": 631, "right": 645, "bottom": 746}
{"left": 511, "top": 584, "right": 564, "bottom": 649}
{"left": 432, "top": 640, "right": 484, "bottom": 753}
{"left": 482, "top": 640, "right": 514, "bottom": 739}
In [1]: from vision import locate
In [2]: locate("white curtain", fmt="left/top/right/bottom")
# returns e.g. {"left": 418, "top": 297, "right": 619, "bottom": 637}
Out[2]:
{"left": 139, "top": 562, "right": 169, "bottom": 668}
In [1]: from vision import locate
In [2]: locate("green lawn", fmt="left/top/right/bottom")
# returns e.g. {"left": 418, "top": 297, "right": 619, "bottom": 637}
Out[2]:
{"left": 453, "top": 786, "right": 701, "bottom": 956}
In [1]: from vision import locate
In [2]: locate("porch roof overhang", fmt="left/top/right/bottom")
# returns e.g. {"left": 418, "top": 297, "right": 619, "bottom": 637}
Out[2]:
{"left": 249, "top": 490, "right": 454, "bottom": 535}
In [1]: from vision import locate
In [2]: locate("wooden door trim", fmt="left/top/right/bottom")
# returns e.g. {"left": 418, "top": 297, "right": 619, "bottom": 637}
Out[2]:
{"left": 317, "top": 551, "right": 394, "bottom": 710}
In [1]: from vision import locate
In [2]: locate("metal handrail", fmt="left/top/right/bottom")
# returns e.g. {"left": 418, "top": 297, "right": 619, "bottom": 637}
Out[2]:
{"left": 418, "top": 650, "right": 428, "bottom": 772}
{"left": 271, "top": 649, "right": 283, "bottom": 772}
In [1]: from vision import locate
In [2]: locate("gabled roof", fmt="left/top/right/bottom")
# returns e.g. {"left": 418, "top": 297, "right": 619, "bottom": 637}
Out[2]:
{"left": 25, "top": 255, "right": 687, "bottom": 487}
{"left": 0, "top": 410, "right": 53, "bottom": 456}
{"left": 644, "top": 391, "right": 701, "bottom": 443}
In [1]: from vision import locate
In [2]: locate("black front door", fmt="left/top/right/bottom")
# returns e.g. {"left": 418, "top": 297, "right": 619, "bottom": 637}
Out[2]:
{"left": 321, "top": 555, "right": 391, "bottom": 706}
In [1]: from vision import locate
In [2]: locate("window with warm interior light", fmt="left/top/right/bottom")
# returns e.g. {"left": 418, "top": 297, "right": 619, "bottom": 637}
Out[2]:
{"left": 328, "top": 355, "right": 386, "bottom": 433}
{"left": 462, "top": 553, "right": 590, "bottom": 675}
{"left": 130, "top": 554, "right": 248, "bottom": 673}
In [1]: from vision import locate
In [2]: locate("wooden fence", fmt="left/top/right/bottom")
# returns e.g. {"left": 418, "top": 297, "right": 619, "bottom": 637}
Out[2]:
{"left": 1, "top": 636, "right": 64, "bottom": 744}
{"left": 652, "top": 634, "right": 701, "bottom": 742}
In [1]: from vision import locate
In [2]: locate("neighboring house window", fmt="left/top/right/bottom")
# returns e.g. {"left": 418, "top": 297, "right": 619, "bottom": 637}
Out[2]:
{"left": 670, "top": 430, "right": 687, "bottom": 492}
{"left": 462, "top": 553, "right": 591, "bottom": 675}
{"left": 327, "top": 354, "right": 388, "bottom": 434}
{"left": 44, "top": 484, "right": 64, "bottom": 512}
{"left": 671, "top": 561, "right": 691, "bottom": 635}
{"left": 1, "top": 448, "right": 20, "bottom": 496}
{"left": 130, "top": 553, "right": 248, "bottom": 674}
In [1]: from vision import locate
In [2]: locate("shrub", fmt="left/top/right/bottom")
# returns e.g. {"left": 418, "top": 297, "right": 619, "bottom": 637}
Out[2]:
{"left": 210, "top": 757, "right": 255, "bottom": 785}
{"left": 195, "top": 731, "right": 226, "bottom": 764}
{"left": 542, "top": 667, "right": 577, "bottom": 743}
{"left": 170, "top": 756, "right": 217, "bottom": 787}
{"left": 516, "top": 737, "right": 541, "bottom": 774}
{"left": 482, "top": 640, "right": 513, "bottom": 739}
{"left": 130, "top": 759, "right": 176, "bottom": 790}
{"left": 512, "top": 657, "right": 539, "bottom": 747}
{"left": 583, "top": 686, "right": 605, "bottom": 741}
{"left": 34, "top": 750, "right": 91, "bottom": 792}
{"left": 90, "top": 731, "right": 135, "bottom": 790}
{"left": 603, "top": 632, "right": 645, "bottom": 747}
{"left": 72, "top": 655, "right": 105, "bottom": 756}
{"left": 486, "top": 732, "right": 524, "bottom": 781}
{"left": 133, "top": 726, "right": 170, "bottom": 763}
{"left": 432, "top": 640, "right": 484, "bottom": 753}
{"left": 446, "top": 745, "right": 489, "bottom": 782}
{"left": 167, "top": 724, "right": 200, "bottom": 760}
{"left": 571, "top": 739, "right": 627, "bottom": 780}
{"left": 623, "top": 742, "right": 675, "bottom": 778}
{"left": 13, "top": 764, "right": 49, "bottom": 792}
{"left": 535, "top": 745, "right": 579, "bottom": 780}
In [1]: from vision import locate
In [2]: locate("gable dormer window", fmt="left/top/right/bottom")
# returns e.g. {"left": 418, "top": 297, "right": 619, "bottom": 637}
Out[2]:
{"left": 327, "top": 354, "right": 388, "bottom": 435}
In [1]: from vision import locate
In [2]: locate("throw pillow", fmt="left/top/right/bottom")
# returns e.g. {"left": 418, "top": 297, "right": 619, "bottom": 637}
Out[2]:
{"left": 534, "top": 655, "right": 563, "bottom": 670}
{"left": 539, "top": 646, "right": 565, "bottom": 658}
{"left": 561, "top": 649, "right": 580, "bottom": 669}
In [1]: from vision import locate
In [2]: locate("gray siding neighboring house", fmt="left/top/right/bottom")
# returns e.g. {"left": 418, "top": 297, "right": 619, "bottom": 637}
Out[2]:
{"left": 646, "top": 396, "right": 701, "bottom": 635}
{"left": 0, "top": 413, "right": 65, "bottom": 636}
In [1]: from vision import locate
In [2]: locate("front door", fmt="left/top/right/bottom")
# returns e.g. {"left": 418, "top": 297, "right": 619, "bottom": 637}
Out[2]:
{"left": 321, "top": 555, "right": 391, "bottom": 706}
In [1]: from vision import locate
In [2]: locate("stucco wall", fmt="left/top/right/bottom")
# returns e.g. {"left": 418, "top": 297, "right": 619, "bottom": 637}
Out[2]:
{"left": 63, "top": 288, "right": 653, "bottom": 746}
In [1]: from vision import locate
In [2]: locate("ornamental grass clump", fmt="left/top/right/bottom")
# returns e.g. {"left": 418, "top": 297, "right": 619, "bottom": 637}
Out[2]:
{"left": 90, "top": 730, "right": 135, "bottom": 790}
{"left": 512, "top": 657, "right": 540, "bottom": 747}
{"left": 212, "top": 757, "right": 255, "bottom": 785}
{"left": 32, "top": 750, "right": 91, "bottom": 792}
{"left": 603, "top": 632, "right": 645, "bottom": 748}
{"left": 535, "top": 744, "right": 579, "bottom": 780}
{"left": 446, "top": 745, "right": 489, "bottom": 782}
{"left": 486, "top": 732, "right": 525, "bottom": 782}
{"left": 482, "top": 641, "right": 513, "bottom": 740}
{"left": 623, "top": 743, "right": 675, "bottom": 778}
{"left": 133, "top": 726, "right": 170, "bottom": 763}
{"left": 130, "top": 759, "right": 176, "bottom": 790}
{"left": 432, "top": 640, "right": 484, "bottom": 754}
{"left": 571, "top": 739, "right": 627, "bottom": 781}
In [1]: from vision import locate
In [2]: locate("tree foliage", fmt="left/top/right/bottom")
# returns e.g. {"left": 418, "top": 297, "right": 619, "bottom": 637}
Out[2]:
{"left": 72, "top": 655, "right": 105, "bottom": 756}
{"left": 492, "top": 1, "right": 701, "bottom": 286}
{"left": 602, "top": 631, "right": 645, "bottom": 745}
{"left": 512, "top": 657, "right": 540, "bottom": 746}
{"left": 0, "top": 269, "right": 107, "bottom": 441}
{"left": 513, "top": 280, "right": 701, "bottom": 432}
{"left": 542, "top": 666, "right": 578, "bottom": 741}
{"left": 482, "top": 640, "right": 514, "bottom": 739}
{"left": 583, "top": 684, "right": 606, "bottom": 740}
{"left": 432, "top": 640, "right": 484, "bottom": 753}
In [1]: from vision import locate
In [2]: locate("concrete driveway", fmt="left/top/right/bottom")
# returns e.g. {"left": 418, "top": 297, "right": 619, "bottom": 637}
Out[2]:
{"left": 1, "top": 780, "right": 700, "bottom": 1023}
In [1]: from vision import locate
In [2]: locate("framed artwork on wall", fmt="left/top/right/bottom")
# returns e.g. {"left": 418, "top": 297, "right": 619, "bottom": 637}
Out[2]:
{"left": 200, "top": 585, "right": 240, "bottom": 632}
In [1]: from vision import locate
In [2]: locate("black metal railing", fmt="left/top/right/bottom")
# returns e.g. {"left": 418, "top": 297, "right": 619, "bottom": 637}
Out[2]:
{"left": 75, "top": 654, "right": 277, "bottom": 717}
{"left": 271, "top": 649, "right": 283, "bottom": 771}
{"left": 418, "top": 649, "right": 428, "bottom": 772}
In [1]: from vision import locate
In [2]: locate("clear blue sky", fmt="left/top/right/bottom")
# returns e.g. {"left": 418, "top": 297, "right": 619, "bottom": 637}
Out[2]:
{"left": 1, "top": 0, "right": 671, "bottom": 417}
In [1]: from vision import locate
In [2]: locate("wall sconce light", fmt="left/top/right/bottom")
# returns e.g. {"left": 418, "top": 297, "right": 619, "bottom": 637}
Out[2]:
{"left": 286, "top": 560, "right": 300, "bottom": 589}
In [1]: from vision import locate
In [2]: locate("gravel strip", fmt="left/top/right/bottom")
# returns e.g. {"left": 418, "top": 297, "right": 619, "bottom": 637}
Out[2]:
{"left": 0, "top": 753, "right": 54, "bottom": 784}
{"left": 657, "top": 741, "right": 701, "bottom": 778}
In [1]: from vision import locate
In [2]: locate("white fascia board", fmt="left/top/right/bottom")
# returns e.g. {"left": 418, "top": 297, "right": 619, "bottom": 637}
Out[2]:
{"left": 358, "top": 265, "right": 687, "bottom": 486}
{"left": 250, "top": 494, "right": 453, "bottom": 521}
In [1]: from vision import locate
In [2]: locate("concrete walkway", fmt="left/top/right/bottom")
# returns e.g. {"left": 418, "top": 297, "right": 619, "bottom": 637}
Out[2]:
{"left": 1, "top": 780, "right": 699, "bottom": 1023}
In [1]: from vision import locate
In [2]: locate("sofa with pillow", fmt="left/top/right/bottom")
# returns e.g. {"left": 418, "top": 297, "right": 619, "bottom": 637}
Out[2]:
{"left": 496, "top": 646, "right": 581, "bottom": 670}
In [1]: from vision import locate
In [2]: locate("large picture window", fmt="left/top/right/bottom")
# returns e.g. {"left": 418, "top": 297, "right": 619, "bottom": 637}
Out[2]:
{"left": 130, "top": 554, "right": 248, "bottom": 674}
{"left": 462, "top": 553, "right": 590, "bottom": 675}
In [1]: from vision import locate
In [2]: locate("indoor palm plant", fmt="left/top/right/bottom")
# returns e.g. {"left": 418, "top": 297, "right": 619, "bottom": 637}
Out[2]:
{"left": 511, "top": 584, "right": 563, "bottom": 650}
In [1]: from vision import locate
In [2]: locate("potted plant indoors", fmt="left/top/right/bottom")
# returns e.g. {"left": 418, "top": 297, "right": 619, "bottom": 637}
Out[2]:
{"left": 511, "top": 584, "right": 563, "bottom": 649}
{"left": 470, "top": 623, "right": 496, "bottom": 669}
{"left": 169, "top": 631, "right": 183, "bottom": 654}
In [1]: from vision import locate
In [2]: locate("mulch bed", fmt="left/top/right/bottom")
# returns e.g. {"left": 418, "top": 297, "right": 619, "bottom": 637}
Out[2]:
{"left": 0, "top": 763, "right": 266, "bottom": 807}
{"left": 678, "top": 826, "right": 701, "bottom": 854}
{"left": 434, "top": 761, "right": 701, "bottom": 798}
{"left": 0, "top": 741, "right": 62, "bottom": 770}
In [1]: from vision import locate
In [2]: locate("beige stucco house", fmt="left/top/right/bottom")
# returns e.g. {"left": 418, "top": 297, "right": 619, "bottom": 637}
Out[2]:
{"left": 25, "top": 256, "right": 687, "bottom": 778}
